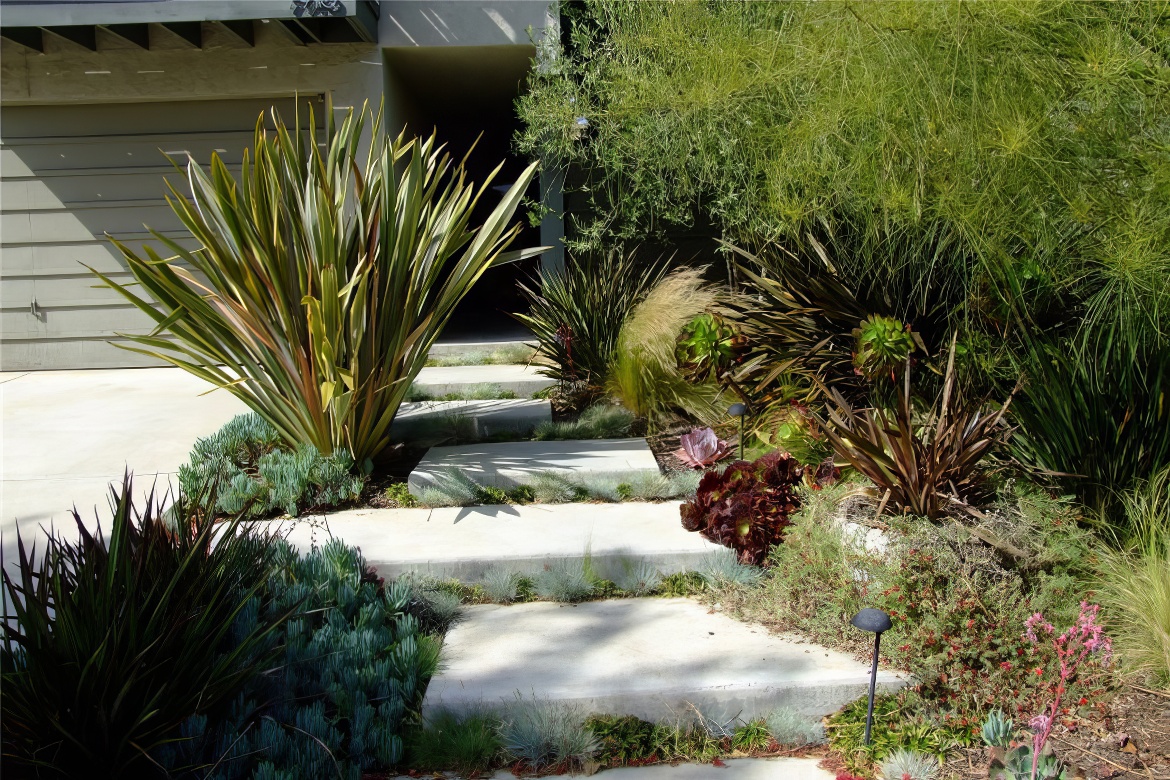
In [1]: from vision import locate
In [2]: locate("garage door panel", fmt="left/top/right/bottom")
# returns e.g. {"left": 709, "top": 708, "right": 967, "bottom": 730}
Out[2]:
{"left": 3, "top": 305, "right": 158, "bottom": 338}
{"left": 10, "top": 203, "right": 183, "bottom": 242}
{"left": 1, "top": 133, "right": 256, "bottom": 173}
{"left": 1, "top": 169, "right": 241, "bottom": 210}
{"left": 2, "top": 338, "right": 169, "bottom": 370}
{"left": 0, "top": 240, "right": 200, "bottom": 276}
{"left": 1, "top": 96, "right": 318, "bottom": 370}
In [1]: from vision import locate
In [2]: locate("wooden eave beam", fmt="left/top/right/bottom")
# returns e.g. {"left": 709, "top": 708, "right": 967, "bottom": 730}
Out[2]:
{"left": 101, "top": 23, "right": 150, "bottom": 49}
{"left": 0, "top": 27, "right": 44, "bottom": 52}
{"left": 42, "top": 25, "right": 98, "bottom": 51}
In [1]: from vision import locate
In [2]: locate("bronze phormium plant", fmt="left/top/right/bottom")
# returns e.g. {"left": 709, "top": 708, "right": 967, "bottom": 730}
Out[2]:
{"left": 817, "top": 340, "right": 1014, "bottom": 519}
{"left": 92, "top": 102, "right": 541, "bottom": 464}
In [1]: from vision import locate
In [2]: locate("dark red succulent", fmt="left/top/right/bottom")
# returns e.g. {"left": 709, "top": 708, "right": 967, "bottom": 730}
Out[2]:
{"left": 679, "top": 451, "right": 803, "bottom": 565}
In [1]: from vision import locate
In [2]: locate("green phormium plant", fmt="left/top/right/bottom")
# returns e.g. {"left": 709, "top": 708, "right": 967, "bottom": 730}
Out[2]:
{"left": 94, "top": 101, "right": 540, "bottom": 464}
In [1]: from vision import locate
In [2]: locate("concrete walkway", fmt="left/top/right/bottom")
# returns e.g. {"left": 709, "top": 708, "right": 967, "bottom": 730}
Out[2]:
{"left": 424, "top": 597, "right": 903, "bottom": 723}
{"left": 393, "top": 757, "right": 835, "bottom": 779}
{"left": 409, "top": 438, "right": 661, "bottom": 492}
{"left": 267, "top": 502, "right": 720, "bottom": 581}
{"left": 412, "top": 364, "right": 555, "bottom": 397}
{"left": 0, "top": 367, "right": 246, "bottom": 556}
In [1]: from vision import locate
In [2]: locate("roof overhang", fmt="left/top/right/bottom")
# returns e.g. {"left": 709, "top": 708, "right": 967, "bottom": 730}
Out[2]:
{"left": 1, "top": 0, "right": 379, "bottom": 51}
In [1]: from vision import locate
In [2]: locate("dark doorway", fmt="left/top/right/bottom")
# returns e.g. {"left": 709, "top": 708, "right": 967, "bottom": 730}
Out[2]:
{"left": 384, "top": 45, "right": 539, "bottom": 343}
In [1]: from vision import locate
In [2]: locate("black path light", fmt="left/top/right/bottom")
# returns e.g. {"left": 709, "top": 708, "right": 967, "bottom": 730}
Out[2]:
{"left": 850, "top": 607, "right": 892, "bottom": 745}
{"left": 728, "top": 402, "right": 747, "bottom": 460}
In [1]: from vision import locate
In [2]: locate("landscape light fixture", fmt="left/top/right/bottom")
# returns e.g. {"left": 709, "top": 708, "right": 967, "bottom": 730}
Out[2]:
{"left": 850, "top": 607, "right": 892, "bottom": 745}
{"left": 727, "top": 402, "right": 747, "bottom": 460}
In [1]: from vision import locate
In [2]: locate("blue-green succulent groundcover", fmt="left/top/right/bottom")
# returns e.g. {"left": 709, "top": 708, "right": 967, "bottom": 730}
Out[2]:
{"left": 157, "top": 539, "right": 440, "bottom": 779}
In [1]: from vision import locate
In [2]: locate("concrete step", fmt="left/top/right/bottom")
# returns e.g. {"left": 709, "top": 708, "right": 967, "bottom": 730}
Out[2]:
{"left": 426, "top": 339, "right": 535, "bottom": 364}
{"left": 391, "top": 399, "right": 552, "bottom": 442}
{"left": 412, "top": 364, "right": 554, "bottom": 399}
{"left": 423, "top": 597, "right": 903, "bottom": 723}
{"left": 393, "top": 757, "right": 835, "bottom": 780}
{"left": 408, "top": 438, "right": 660, "bottom": 494}
{"left": 269, "top": 502, "right": 718, "bottom": 582}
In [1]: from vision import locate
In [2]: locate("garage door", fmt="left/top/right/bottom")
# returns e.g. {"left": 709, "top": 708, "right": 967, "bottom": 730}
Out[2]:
{"left": 1, "top": 96, "right": 320, "bottom": 370}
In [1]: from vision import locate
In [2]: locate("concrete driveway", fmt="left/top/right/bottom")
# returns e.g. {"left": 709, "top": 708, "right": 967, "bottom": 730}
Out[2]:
{"left": 1, "top": 367, "right": 246, "bottom": 558}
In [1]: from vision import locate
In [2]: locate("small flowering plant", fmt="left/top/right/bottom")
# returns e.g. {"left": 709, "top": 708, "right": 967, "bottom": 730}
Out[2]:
{"left": 1019, "top": 602, "right": 1111, "bottom": 779}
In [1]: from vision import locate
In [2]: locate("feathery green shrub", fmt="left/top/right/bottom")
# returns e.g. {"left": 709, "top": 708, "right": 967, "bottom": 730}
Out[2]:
{"left": 520, "top": 1, "right": 1170, "bottom": 358}
{"left": 95, "top": 101, "right": 539, "bottom": 464}
{"left": 179, "top": 413, "right": 364, "bottom": 518}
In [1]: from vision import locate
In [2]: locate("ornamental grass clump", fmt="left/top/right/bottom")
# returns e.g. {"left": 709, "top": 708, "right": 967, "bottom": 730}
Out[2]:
{"left": 94, "top": 101, "right": 540, "bottom": 464}
{"left": 0, "top": 475, "right": 286, "bottom": 777}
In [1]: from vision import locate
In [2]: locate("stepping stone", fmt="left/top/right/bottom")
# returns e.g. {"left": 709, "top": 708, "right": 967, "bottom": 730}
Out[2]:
{"left": 426, "top": 339, "right": 535, "bottom": 360}
{"left": 391, "top": 757, "right": 835, "bottom": 780}
{"left": 412, "top": 364, "right": 554, "bottom": 398}
{"left": 269, "top": 502, "right": 720, "bottom": 582}
{"left": 423, "top": 597, "right": 904, "bottom": 723}
{"left": 391, "top": 399, "right": 552, "bottom": 441}
{"left": 408, "top": 438, "right": 660, "bottom": 494}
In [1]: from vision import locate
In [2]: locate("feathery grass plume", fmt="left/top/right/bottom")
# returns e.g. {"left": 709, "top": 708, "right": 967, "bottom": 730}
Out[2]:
{"left": 533, "top": 403, "right": 635, "bottom": 440}
{"left": 609, "top": 268, "right": 724, "bottom": 425}
{"left": 482, "top": 566, "right": 522, "bottom": 604}
{"left": 93, "top": 101, "right": 540, "bottom": 464}
{"left": 765, "top": 707, "right": 825, "bottom": 746}
{"left": 535, "top": 559, "right": 595, "bottom": 602}
{"left": 1096, "top": 466, "right": 1170, "bottom": 688}
{"left": 499, "top": 696, "right": 600, "bottom": 768}
{"left": 612, "top": 558, "right": 663, "bottom": 596}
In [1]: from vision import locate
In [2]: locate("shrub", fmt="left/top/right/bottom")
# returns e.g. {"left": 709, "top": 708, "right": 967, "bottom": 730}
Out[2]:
{"left": 407, "top": 711, "right": 503, "bottom": 776}
{"left": 1011, "top": 337, "right": 1170, "bottom": 518}
{"left": 157, "top": 540, "right": 439, "bottom": 778}
{"left": 94, "top": 101, "right": 539, "bottom": 464}
{"left": 179, "top": 413, "right": 364, "bottom": 518}
{"left": 519, "top": 1, "right": 1170, "bottom": 358}
{"left": 515, "top": 249, "right": 667, "bottom": 387}
{"left": 680, "top": 451, "right": 803, "bottom": 564}
{"left": 1096, "top": 467, "right": 1170, "bottom": 687}
{"left": 585, "top": 715, "right": 665, "bottom": 766}
{"left": 533, "top": 403, "right": 635, "bottom": 440}
{"left": 825, "top": 695, "right": 964, "bottom": 773}
{"left": 817, "top": 343, "right": 1012, "bottom": 519}
{"left": 0, "top": 475, "right": 283, "bottom": 777}
{"left": 609, "top": 268, "right": 725, "bottom": 424}
{"left": 499, "top": 697, "right": 600, "bottom": 768}
{"left": 384, "top": 482, "right": 418, "bottom": 508}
